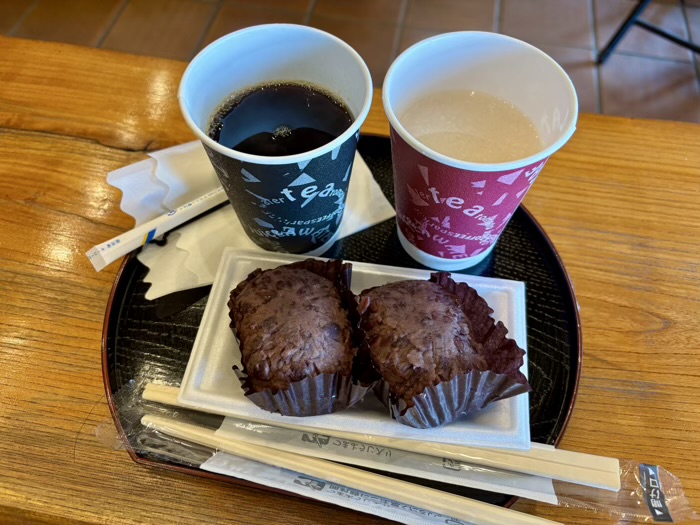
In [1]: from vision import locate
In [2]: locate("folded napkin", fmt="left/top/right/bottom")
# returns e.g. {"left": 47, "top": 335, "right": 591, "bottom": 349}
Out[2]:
{"left": 107, "top": 141, "right": 395, "bottom": 300}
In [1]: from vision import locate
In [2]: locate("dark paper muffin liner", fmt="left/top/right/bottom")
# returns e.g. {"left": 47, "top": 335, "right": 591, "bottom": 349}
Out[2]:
{"left": 228, "top": 258, "right": 376, "bottom": 417}
{"left": 232, "top": 370, "right": 370, "bottom": 417}
{"left": 364, "top": 271, "right": 531, "bottom": 429}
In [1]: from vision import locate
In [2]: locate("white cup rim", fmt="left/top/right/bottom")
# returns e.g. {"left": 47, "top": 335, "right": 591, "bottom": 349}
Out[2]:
{"left": 383, "top": 31, "right": 578, "bottom": 173}
{"left": 179, "top": 24, "right": 373, "bottom": 166}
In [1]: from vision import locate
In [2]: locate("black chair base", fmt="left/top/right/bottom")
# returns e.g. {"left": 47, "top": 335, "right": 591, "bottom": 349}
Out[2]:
{"left": 597, "top": 0, "right": 700, "bottom": 65}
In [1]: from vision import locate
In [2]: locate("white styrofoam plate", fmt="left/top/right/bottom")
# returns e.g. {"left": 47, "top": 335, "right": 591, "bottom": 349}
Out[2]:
{"left": 178, "top": 248, "right": 530, "bottom": 449}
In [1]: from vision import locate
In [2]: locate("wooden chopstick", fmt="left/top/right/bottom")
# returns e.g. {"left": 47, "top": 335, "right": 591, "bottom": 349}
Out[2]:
{"left": 143, "top": 383, "right": 620, "bottom": 491}
{"left": 142, "top": 414, "right": 561, "bottom": 525}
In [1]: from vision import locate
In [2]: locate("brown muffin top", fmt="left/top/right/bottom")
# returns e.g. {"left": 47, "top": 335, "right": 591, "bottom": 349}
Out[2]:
{"left": 230, "top": 267, "right": 353, "bottom": 392}
{"left": 361, "top": 280, "right": 488, "bottom": 400}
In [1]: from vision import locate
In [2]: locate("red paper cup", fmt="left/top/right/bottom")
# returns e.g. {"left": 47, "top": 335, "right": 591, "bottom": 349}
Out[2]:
{"left": 383, "top": 32, "right": 578, "bottom": 270}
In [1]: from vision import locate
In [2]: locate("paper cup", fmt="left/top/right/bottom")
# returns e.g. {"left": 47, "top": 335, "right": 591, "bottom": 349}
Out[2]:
{"left": 179, "top": 24, "right": 373, "bottom": 255}
{"left": 383, "top": 32, "right": 578, "bottom": 270}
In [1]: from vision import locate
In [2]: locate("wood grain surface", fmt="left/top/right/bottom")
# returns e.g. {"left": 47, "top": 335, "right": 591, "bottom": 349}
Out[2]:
{"left": 1, "top": 35, "right": 699, "bottom": 525}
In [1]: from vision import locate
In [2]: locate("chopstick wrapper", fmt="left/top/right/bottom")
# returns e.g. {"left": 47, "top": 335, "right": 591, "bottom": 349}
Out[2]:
{"left": 201, "top": 452, "right": 475, "bottom": 525}
{"left": 214, "top": 416, "right": 558, "bottom": 504}
{"left": 107, "top": 141, "right": 395, "bottom": 299}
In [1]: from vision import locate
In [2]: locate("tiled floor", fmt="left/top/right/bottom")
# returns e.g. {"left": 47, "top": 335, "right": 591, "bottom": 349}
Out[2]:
{"left": 3, "top": 0, "right": 700, "bottom": 122}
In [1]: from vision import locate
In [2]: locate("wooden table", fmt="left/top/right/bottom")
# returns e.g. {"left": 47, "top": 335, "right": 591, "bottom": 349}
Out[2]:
{"left": 1, "top": 35, "right": 699, "bottom": 525}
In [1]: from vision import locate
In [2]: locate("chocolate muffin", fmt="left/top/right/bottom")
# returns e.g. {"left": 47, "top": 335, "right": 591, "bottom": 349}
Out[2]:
{"left": 361, "top": 280, "right": 487, "bottom": 401}
{"left": 230, "top": 266, "right": 353, "bottom": 392}
{"left": 228, "top": 258, "right": 372, "bottom": 416}
{"left": 360, "top": 272, "right": 530, "bottom": 428}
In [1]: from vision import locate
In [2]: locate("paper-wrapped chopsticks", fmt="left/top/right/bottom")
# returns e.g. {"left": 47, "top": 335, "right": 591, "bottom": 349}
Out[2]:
{"left": 86, "top": 187, "right": 228, "bottom": 271}
{"left": 142, "top": 383, "right": 621, "bottom": 491}
{"left": 142, "top": 413, "right": 561, "bottom": 525}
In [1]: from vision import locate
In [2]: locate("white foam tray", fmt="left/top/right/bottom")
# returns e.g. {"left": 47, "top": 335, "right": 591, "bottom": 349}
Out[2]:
{"left": 178, "top": 248, "right": 530, "bottom": 450}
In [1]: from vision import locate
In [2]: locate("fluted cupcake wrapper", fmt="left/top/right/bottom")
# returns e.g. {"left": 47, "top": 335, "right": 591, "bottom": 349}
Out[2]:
{"left": 230, "top": 258, "right": 378, "bottom": 417}
{"left": 369, "top": 271, "right": 531, "bottom": 428}
{"left": 374, "top": 369, "right": 531, "bottom": 429}
{"left": 234, "top": 369, "right": 373, "bottom": 417}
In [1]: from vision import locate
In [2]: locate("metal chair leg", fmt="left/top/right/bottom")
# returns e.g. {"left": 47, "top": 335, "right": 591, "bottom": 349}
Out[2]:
{"left": 635, "top": 19, "right": 700, "bottom": 54}
{"left": 597, "top": 0, "right": 653, "bottom": 65}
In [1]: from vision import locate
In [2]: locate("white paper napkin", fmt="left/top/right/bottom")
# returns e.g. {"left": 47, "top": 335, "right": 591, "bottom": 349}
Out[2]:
{"left": 107, "top": 141, "right": 395, "bottom": 300}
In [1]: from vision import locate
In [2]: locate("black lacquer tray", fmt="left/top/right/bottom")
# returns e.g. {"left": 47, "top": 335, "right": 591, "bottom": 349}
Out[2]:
{"left": 102, "top": 135, "right": 582, "bottom": 511}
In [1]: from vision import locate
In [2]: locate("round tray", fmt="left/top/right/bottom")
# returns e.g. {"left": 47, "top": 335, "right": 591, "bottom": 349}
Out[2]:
{"left": 102, "top": 135, "right": 582, "bottom": 511}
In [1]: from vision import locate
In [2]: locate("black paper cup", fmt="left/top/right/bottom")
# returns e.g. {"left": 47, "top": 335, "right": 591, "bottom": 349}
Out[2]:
{"left": 179, "top": 24, "right": 373, "bottom": 255}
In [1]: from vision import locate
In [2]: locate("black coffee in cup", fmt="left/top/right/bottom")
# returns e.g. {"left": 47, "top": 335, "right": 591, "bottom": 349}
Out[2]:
{"left": 180, "top": 25, "right": 372, "bottom": 255}
{"left": 208, "top": 82, "right": 353, "bottom": 156}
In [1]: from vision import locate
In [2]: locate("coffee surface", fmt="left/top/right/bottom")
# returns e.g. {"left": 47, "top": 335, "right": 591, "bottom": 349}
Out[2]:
{"left": 208, "top": 82, "right": 353, "bottom": 156}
